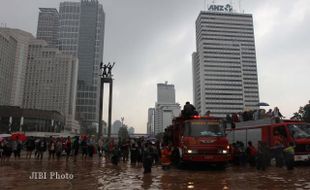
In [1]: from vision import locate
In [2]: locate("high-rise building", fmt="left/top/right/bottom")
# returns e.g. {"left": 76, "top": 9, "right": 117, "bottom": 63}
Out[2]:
{"left": 0, "top": 30, "right": 16, "bottom": 105}
{"left": 58, "top": 0, "right": 105, "bottom": 131}
{"left": 112, "top": 120, "right": 122, "bottom": 134}
{"left": 36, "top": 8, "right": 59, "bottom": 48}
{"left": 58, "top": 2, "right": 80, "bottom": 56}
{"left": 128, "top": 127, "right": 135, "bottom": 135}
{"left": 192, "top": 4, "right": 259, "bottom": 117}
{"left": 147, "top": 108, "right": 155, "bottom": 135}
{"left": 157, "top": 82, "right": 176, "bottom": 104}
{"left": 149, "top": 82, "right": 181, "bottom": 135}
{"left": 0, "top": 28, "right": 34, "bottom": 107}
{"left": 23, "top": 39, "right": 79, "bottom": 133}
{"left": 100, "top": 120, "right": 107, "bottom": 135}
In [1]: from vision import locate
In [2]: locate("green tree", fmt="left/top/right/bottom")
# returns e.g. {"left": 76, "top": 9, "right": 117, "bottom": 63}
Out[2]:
{"left": 292, "top": 101, "right": 310, "bottom": 122}
{"left": 303, "top": 101, "right": 310, "bottom": 122}
{"left": 291, "top": 106, "right": 303, "bottom": 120}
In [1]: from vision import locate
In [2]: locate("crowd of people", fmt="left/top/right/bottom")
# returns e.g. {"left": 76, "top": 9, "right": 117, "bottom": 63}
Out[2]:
{"left": 0, "top": 134, "right": 296, "bottom": 172}
{"left": 225, "top": 107, "right": 284, "bottom": 128}
{"left": 231, "top": 138, "right": 295, "bottom": 171}
{"left": 0, "top": 135, "right": 173, "bottom": 174}
{"left": 0, "top": 102, "right": 298, "bottom": 174}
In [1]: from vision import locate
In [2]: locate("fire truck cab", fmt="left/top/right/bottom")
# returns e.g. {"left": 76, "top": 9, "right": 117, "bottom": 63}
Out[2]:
{"left": 226, "top": 118, "right": 310, "bottom": 162}
{"left": 165, "top": 115, "right": 230, "bottom": 167}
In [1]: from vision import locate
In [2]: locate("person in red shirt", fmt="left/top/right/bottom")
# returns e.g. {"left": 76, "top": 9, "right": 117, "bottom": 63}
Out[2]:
{"left": 160, "top": 144, "right": 172, "bottom": 170}
{"left": 246, "top": 141, "right": 257, "bottom": 167}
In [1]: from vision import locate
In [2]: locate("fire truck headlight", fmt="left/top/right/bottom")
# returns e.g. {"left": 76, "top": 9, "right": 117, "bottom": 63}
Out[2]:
{"left": 218, "top": 149, "right": 228, "bottom": 154}
{"left": 187, "top": 149, "right": 197, "bottom": 154}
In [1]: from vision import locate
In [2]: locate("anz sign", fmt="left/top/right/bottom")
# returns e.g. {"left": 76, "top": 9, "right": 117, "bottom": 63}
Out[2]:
{"left": 208, "top": 4, "right": 233, "bottom": 12}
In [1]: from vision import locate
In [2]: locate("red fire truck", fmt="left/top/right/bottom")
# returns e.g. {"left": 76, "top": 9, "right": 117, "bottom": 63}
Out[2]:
{"left": 165, "top": 115, "right": 230, "bottom": 167}
{"left": 226, "top": 118, "right": 310, "bottom": 162}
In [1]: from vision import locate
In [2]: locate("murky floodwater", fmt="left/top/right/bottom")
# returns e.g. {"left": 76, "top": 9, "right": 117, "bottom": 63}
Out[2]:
{"left": 1, "top": 158, "right": 310, "bottom": 190}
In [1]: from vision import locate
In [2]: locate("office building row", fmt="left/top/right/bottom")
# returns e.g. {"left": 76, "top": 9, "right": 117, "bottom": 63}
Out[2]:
{"left": 37, "top": 1, "right": 105, "bottom": 130}
{"left": 0, "top": 0, "right": 105, "bottom": 135}
{"left": 0, "top": 28, "right": 80, "bottom": 134}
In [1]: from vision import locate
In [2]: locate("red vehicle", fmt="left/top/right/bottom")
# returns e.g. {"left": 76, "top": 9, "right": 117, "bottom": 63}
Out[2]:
{"left": 226, "top": 118, "right": 310, "bottom": 162}
{"left": 165, "top": 115, "right": 230, "bottom": 167}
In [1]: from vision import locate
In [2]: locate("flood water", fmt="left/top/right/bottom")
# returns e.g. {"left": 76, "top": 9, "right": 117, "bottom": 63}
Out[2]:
{"left": 1, "top": 158, "right": 310, "bottom": 190}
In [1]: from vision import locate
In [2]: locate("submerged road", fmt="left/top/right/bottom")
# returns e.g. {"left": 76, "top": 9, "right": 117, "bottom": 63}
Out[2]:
{"left": 1, "top": 159, "right": 310, "bottom": 190}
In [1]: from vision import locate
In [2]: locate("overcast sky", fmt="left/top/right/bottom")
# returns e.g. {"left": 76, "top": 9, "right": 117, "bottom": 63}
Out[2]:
{"left": 1, "top": 0, "right": 310, "bottom": 133}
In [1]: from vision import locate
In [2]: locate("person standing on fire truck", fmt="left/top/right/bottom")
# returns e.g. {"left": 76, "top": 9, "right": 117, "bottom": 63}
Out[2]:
{"left": 183, "top": 102, "right": 197, "bottom": 117}
{"left": 272, "top": 107, "right": 283, "bottom": 123}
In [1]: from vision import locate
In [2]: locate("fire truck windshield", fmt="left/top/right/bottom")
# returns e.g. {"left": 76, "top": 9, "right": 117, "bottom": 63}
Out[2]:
{"left": 184, "top": 120, "right": 224, "bottom": 137}
{"left": 288, "top": 124, "right": 310, "bottom": 139}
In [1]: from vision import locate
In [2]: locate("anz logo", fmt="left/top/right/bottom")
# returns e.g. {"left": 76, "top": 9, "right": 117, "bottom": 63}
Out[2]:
{"left": 208, "top": 4, "right": 233, "bottom": 12}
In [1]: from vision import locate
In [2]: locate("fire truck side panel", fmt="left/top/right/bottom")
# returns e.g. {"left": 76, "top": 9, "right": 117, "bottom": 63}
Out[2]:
{"left": 226, "top": 120, "right": 310, "bottom": 162}
{"left": 262, "top": 126, "right": 271, "bottom": 145}
{"left": 227, "top": 128, "right": 262, "bottom": 147}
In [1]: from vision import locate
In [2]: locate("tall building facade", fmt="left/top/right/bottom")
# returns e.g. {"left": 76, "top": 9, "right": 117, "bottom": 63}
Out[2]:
{"left": 192, "top": 5, "right": 259, "bottom": 117}
{"left": 58, "top": 0, "right": 105, "bottom": 130}
{"left": 36, "top": 8, "right": 59, "bottom": 48}
{"left": 0, "top": 28, "right": 34, "bottom": 107}
{"left": 58, "top": 2, "right": 80, "bottom": 56}
{"left": 112, "top": 120, "right": 122, "bottom": 134}
{"left": 0, "top": 30, "right": 16, "bottom": 105}
{"left": 147, "top": 108, "right": 155, "bottom": 135}
{"left": 23, "top": 39, "right": 79, "bottom": 133}
{"left": 128, "top": 127, "right": 135, "bottom": 135}
{"left": 157, "top": 82, "right": 176, "bottom": 104}
{"left": 148, "top": 82, "right": 181, "bottom": 135}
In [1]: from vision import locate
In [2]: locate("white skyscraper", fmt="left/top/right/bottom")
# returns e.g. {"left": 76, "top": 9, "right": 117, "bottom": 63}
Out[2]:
{"left": 192, "top": 3, "right": 259, "bottom": 117}
{"left": 150, "top": 82, "right": 181, "bottom": 135}
{"left": 0, "top": 28, "right": 34, "bottom": 107}
{"left": 147, "top": 108, "right": 155, "bottom": 135}
{"left": 0, "top": 30, "right": 16, "bottom": 105}
{"left": 23, "top": 39, "right": 79, "bottom": 133}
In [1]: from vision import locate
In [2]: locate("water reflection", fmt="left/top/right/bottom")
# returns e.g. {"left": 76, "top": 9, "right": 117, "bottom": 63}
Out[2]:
{"left": 141, "top": 174, "right": 152, "bottom": 189}
{"left": 186, "top": 181, "right": 194, "bottom": 189}
{"left": 1, "top": 160, "right": 310, "bottom": 189}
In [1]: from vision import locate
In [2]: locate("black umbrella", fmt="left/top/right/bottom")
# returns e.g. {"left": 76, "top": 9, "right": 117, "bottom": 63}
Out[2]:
{"left": 257, "top": 102, "right": 269, "bottom": 106}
